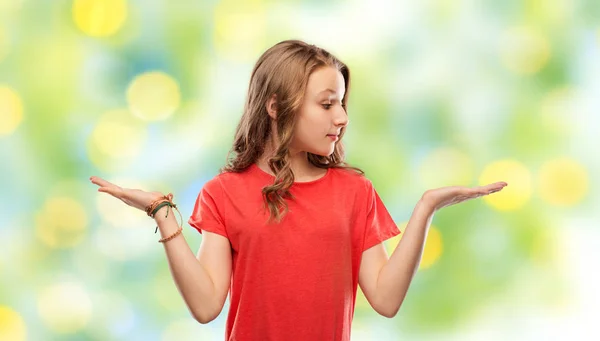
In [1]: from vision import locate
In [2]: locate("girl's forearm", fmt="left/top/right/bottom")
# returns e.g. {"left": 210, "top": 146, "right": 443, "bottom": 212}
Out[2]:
{"left": 154, "top": 206, "right": 218, "bottom": 323}
{"left": 375, "top": 199, "right": 435, "bottom": 317}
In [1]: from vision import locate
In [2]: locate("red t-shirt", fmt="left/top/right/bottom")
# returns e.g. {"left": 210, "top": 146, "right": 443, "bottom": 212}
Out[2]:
{"left": 188, "top": 163, "right": 401, "bottom": 341}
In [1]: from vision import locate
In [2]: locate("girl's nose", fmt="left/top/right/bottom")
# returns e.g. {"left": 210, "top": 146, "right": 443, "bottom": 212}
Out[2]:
{"left": 334, "top": 108, "right": 349, "bottom": 127}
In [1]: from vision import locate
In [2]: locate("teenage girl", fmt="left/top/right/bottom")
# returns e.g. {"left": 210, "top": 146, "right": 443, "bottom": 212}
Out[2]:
{"left": 90, "top": 39, "right": 507, "bottom": 341}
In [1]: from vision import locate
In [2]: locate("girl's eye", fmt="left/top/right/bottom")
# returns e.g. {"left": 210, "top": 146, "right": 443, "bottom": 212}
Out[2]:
{"left": 322, "top": 102, "right": 346, "bottom": 110}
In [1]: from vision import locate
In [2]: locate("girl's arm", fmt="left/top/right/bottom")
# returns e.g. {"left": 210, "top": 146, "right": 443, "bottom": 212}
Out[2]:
{"left": 90, "top": 176, "right": 232, "bottom": 324}
{"left": 368, "top": 199, "right": 433, "bottom": 318}
{"left": 155, "top": 205, "right": 232, "bottom": 324}
{"left": 363, "top": 182, "right": 507, "bottom": 317}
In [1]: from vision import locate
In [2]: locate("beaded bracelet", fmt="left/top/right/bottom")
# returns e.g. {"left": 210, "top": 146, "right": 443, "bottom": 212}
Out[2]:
{"left": 158, "top": 226, "right": 183, "bottom": 243}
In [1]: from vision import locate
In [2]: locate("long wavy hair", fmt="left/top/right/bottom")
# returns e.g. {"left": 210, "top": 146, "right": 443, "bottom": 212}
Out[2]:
{"left": 221, "top": 39, "right": 363, "bottom": 224}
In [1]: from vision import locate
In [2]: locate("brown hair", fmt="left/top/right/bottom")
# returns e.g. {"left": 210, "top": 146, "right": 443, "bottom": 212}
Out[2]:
{"left": 221, "top": 39, "right": 363, "bottom": 223}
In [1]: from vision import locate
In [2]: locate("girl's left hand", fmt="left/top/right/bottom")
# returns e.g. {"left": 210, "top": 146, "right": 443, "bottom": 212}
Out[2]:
{"left": 421, "top": 181, "right": 508, "bottom": 212}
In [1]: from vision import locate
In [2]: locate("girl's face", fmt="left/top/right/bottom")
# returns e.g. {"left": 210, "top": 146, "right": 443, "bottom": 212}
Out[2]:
{"left": 290, "top": 66, "right": 349, "bottom": 156}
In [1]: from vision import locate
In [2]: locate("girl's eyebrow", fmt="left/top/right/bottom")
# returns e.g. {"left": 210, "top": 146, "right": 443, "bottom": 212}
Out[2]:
{"left": 316, "top": 88, "right": 344, "bottom": 99}
{"left": 317, "top": 88, "right": 337, "bottom": 95}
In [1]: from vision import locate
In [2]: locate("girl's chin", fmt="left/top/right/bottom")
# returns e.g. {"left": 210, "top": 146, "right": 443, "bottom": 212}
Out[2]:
{"left": 308, "top": 148, "right": 335, "bottom": 157}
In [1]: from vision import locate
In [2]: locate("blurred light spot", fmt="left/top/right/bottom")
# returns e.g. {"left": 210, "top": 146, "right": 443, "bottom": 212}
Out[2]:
{"left": 0, "top": 0, "right": 24, "bottom": 14}
{"left": 0, "top": 306, "right": 26, "bottom": 341}
{"left": 91, "top": 109, "right": 146, "bottom": 157}
{"left": 19, "top": 36, "right": 83, "bottom": 97}
{"left": 95, "top": 223, "right": 154, "bottom": 261}
{"left": 0, "top": 27, "right": 8, "bottom": 62}
{"left": 71, "top": 245, "right": 110, "bottom": 283}
{"left": 154, "top": 274, "right": 187, "bottom": 313}
{"left": 430, "top": 0, "right": 464, "bottom": 22}
{"left": 501, "top": 27, "right": 550, "bottom": 74}
{"left": 72, "top": 0, "right": 127, "bottom": 37}
{"left": 126, "top": 71, "right": 181, "bottom": 121}
{"left": 526, "top": 0, "right": 572, "bottom": 26}
{"left": 538, "top": 157, "right": 589, "bottom": 207}
{"left": 418, "top": 147, "right": 474, "bottom": 188}
{"left": 0, "top": 86, "right": 23, "bottom": 136}
{"left": 175, "top": 101, "right": 219, "bottom": 152}
{"left": 213, "top": 1, "right": 267, "bottom": 62}
{"left": 35, "top": 197, "right": 88, "bottom": 248}
{"left": 384, "top": 221, "right": 406, "bottom": 256}
{"left": 467, "top": 221, "right": 511, "bottom": 278}
{"left": 87, "top": 109, "right": 147, "bottom": 172}
{"left": 540, "top": 87, "right": 575, "bottom": 136}
{"left": 479, "top": 159, "right": 532, "bottom": 210}
{"left": 95, "top": 178, "right": 149, "bottom": 229}
{"left": 37, "top": 282, "right": 92, "bottom": 334}
{"left": 88, "top": 291, "right": 135, "bottom": 339}
{"left": 161, "top": 319, "right": 216, "bottom": 341}
{"left": 385, "top": 222, "right": 442, "bottom": 270}
{"left": 355, "top": 287, "right": 371, "bottom": 312}
{"left": 351, "top": 319, "right": 375, "bottom": 340}
{"left": 420, "top": 226, "right": 443, "bottom": 269}
{"left": 530, "top": 225, "right": 562, "bottom": 270}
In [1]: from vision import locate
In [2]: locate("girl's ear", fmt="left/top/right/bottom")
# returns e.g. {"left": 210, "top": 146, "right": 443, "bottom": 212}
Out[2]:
{"left": 265, "top": 94, "right": 278, "bottom": 120}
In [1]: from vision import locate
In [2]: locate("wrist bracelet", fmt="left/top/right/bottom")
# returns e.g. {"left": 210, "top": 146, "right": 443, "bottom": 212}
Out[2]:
{"left": 145, "top": 193, "right": 184, "bottom": 236}
{"left": 158, "top": 226, "right": 183, "bottom": 243}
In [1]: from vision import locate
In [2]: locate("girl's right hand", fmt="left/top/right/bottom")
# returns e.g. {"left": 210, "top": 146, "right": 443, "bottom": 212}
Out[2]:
{"left": 89, "top": 176, "right": 166, "bottom": 213}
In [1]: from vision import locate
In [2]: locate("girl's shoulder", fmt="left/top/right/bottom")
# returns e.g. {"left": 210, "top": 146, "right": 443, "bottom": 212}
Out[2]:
{"left": 332, "top": 165, "right": 371, "bottom": 185}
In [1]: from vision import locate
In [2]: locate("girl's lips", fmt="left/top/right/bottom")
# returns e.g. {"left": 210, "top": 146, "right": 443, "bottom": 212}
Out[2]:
{"left": 327, "top": 134, "right": 339, "bottom": 141}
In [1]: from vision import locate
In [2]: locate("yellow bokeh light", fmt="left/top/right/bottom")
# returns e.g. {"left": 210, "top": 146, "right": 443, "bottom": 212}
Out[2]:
{"left": 72, "top": 0, "right": 127, "bottom": 37}
{"left": 479, "top": 159, "right": 532, "bottom": 211}
{"left": 501, "top": 26, "right": 551, "bottom": 74}
{"left": 91, "top": 109, "right": 147, "bottom": 157}
{"left": 87, "top": 109, "right": 147, "bottom": 171}
{"left": 0, "top": 86, "right": 24, "bottom": 136}
{"left": 35, "top": 196, "right": 88, "bottom": 248}
{"left": 538, "top": 157, "right": 589, "bottom": 207}
{"left": 126, "top": 71, "right": 181, "bottom": 121}
{"left": 37, "top": 282, "right": 92, "bottom": 334}
{"left": 420, "top": 227, "right": 443, "bottom": 269}
{"left": 418, "top": 147, "right": 474, "bottom": 188}
{"left": 385, "top": 222, "right": 443, "bottom": 270}
{"left": 0, "top": 306, "right": 26, "bottom": 341}
{"left": 213, "top": 1, "right": 267, "bottom": 62}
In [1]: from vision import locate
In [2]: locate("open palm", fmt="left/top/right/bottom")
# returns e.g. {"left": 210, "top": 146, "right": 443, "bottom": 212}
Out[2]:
{"left": 89, "top": 176, "right": 165, "bottom": 212}
{"left": 422, "top": 181, "right": 508, "bottom": 212}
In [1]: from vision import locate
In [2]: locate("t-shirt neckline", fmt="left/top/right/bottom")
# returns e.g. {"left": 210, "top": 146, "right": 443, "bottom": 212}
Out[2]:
{"left": 250, "top": 163, "right": 331, "bottom": 185}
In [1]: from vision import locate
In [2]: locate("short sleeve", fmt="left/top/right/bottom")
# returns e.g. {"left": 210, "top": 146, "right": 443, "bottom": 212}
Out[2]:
{"left": 362, "top": 180, "right": 401, "bottom": 251}
{"left": 187, "top": 177, "right": 229, "bottom": 239}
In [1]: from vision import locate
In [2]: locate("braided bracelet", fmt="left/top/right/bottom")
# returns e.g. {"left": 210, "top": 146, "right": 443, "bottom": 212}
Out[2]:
{"left": 145, "top": 193, "right": 184, "bottom": 239}
{"left": 146, "top": 193, "right": 176, "bottom": 217}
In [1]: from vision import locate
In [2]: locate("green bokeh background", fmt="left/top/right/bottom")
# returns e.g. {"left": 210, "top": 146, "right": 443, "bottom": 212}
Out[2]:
{"left": 1, "top": 0, "right": 599, "bottom": 340}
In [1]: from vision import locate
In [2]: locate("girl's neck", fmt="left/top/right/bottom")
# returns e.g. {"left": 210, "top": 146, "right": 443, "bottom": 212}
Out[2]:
{"left": 256, "top": 140, "right": 325, "bottom": 182}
